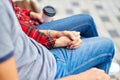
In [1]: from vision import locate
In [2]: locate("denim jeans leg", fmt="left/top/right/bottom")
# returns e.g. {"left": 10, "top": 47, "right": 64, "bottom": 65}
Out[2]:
{"left": 50, "top": 37, "right": 114, "bottom": 79}
{"left": 37, "top": 14, "right": 114, "bottom": 78}
{"left": 37, "top": 14, "right": 98, "bottom": 37}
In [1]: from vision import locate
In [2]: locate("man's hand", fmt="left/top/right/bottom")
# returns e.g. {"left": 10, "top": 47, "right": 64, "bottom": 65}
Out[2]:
{"left": 77, "top": 68, "right": 110, "bottom": 80}
{"left": 54, "top": 36, "right": 71, "bottom": 48}
{"left": 58, "top": 68, "right": 110, "bottom": 80}
{"left": 29, "top": 12, "right": 44, "bottom": 23}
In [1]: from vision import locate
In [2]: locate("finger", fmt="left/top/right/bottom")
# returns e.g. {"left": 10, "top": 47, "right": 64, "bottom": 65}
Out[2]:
{"left": 106, "top": 74, "right": 110, "bottom": 80}
{"left": 98, "top": 70, "right": 109, "bottom": 80}
{"left": 76, "top": 35, "right": 81, "bottom": 39}
{"left": 69, "top": 37, "right": 82, "bottom": 45}
{"left": 67, "top": 33, "right": 76, "bottom": 40}
{"left": 71, "top": 40, "right": 82, "bottom": 49}
{"left": 63, "top": 31, "right": 80, "bottom": 41}
{"left": 72, "top": 31, "right": 80, "bottom": 36}
{"left": 68, "top": 39, "right": 82, "bottom": 49}
{"left": 39, "top": 18, "right": 44, "bottom": 23}
{"left": 71, "top": 31, "right": 80, "bottom": 39}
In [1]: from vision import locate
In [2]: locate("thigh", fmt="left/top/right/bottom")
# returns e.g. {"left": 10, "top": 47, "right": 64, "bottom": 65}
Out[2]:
{"left": 51, "top": 37, "right": 114, "bottom": 78}
{"left": 37, "top": 14, "right": 91, "bottom": 33}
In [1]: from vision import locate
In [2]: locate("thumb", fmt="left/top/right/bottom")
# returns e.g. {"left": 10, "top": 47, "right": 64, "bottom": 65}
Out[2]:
{"left": 39, "top": 18, "right": 44, "bottom": 23}
{"left": 69, "top": 34, "right": 76, "bottom": 41}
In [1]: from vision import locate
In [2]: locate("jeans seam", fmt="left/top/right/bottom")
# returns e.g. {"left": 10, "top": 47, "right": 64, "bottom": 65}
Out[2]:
{"left": 54, "top": 55, "right": 66, "bottom": 63}
{"left": 69, "top": 23, "right": 90, "bottom": 31}
{"left": 69, "top": 53, "right": 112, "bottom": 74}
{"left": 106, "top": 59, "right": 112, "bottom": 73}
{"left": 69, "top": 23, "right": 93, "bottom": 36}
{"left": 49, "top": 22, "right": 90, "bottom": 31}
{"left": 56, "top": 58, "right": 66, "bottom": 63}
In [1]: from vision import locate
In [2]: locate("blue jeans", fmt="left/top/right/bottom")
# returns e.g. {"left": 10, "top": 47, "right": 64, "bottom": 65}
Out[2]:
{"left": 37, "top": 14, "right": 115, "bottom": 78}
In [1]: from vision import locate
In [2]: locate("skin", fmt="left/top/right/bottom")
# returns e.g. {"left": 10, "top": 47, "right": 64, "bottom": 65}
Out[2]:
{"left": 58, "top": 68, "right": 110, "bottom": 80}
{"left": 0, "top": 57, "right": 18, "bottom": 80}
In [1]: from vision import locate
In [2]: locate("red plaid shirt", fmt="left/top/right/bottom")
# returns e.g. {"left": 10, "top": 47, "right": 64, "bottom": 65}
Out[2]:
{"left": 11, "top": 0, "right": 56, "bottom": 49}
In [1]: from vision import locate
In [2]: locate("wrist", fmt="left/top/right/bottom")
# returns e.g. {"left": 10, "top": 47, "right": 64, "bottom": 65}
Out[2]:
{"left": 47, "top": 29, "right": 51, "bottom": 37}
{"left": 59, "top": 30, "right": 68, "bottom": 37}
{"left": 54, "top": 38, "right": 60, "bottom": 47}
{"left": 55, "top": 31, "right": 64, "bottom": 38}
{"left": 48, "top": 30, "right": 60, "bottom": 38}
{"left": 56, "top": 31, "right": 62, "bottom": 38}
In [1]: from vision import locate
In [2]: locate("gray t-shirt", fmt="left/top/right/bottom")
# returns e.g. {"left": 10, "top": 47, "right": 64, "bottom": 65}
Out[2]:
{"left": 0, "top": 1, "right": 56, "bottom": 80}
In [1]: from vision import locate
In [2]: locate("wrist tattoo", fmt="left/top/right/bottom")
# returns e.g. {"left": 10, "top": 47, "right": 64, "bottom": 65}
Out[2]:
{"left": 47, "top": 29, "right": 51, "bottom": 37}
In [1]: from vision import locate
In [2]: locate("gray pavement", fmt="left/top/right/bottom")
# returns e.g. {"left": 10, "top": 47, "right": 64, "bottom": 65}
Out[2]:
{"left": 36, "top": 0, "right": 120, "bottom": 79}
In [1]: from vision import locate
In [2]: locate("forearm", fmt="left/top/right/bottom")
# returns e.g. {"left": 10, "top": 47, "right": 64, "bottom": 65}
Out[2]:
{"left": 39, "top": 30, "right": 61, "bottom": 38}
{"left": 58, "top": 74, "right": 82, "bottom": 80}
{"left": 58, "top": 68, "right": 111, "bottom": 80}
{"left": 0, "top": 57, "right": 18, "bottom": 80}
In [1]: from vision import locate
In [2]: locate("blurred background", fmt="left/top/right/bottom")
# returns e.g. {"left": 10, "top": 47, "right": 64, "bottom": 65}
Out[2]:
{"left": 14, "top": 0, "right": 120, "bottom": 80}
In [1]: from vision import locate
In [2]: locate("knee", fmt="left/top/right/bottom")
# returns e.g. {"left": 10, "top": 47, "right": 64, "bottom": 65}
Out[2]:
{"left": 101, "top": 37, "right": 115, "bottom": 58}
{"left": 81, "top": 14, "right": 94, "bottom": 23}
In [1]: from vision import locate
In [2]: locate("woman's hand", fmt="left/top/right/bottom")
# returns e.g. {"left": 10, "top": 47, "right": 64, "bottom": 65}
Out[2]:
{"left": 29, "top": 12, "right": 44, "bottom": 23}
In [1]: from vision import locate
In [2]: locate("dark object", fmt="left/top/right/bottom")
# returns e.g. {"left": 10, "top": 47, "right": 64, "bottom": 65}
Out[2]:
{"left": 43, "top": 6, "right": 56, "bottom": 17}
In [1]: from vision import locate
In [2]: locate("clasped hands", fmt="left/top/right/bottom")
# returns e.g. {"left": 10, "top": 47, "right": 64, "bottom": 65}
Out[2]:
{"left": 54, "top": 31, "right": 82, "bottom": 49}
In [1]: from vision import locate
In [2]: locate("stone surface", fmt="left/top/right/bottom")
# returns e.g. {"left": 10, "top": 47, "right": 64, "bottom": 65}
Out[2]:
{"left": 108, "top": 30, "right": 120, "bottom": 38}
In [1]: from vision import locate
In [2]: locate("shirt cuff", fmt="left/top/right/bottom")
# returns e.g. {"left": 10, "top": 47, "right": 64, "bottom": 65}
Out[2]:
{"left": 0, "top": 51, "right": 14, "bottom": 63}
